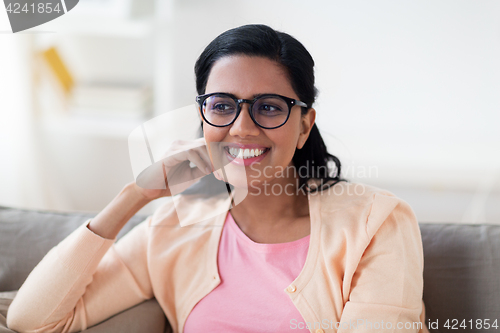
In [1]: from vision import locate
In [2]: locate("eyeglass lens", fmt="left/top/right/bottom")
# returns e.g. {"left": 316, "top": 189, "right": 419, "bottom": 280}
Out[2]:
{"left": 202, "top": 95, "right": 289, "bottom": 128}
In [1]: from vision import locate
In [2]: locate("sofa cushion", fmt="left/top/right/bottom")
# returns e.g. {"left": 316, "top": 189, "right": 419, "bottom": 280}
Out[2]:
{"left": 0, "top": 206, "right": 147, "bottom": 291}
{"left": 420, "top": 223, "right": 500, "bottom": 331}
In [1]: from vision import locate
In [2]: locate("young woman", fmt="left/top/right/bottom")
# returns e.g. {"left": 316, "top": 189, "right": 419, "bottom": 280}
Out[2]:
{"left": 8, "top": 24, "right": 428, "bottom": 333}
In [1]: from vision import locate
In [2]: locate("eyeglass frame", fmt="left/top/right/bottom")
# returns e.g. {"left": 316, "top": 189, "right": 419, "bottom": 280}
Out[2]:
{"left": 196, "top": 92, "right": 309, "bottom": 130}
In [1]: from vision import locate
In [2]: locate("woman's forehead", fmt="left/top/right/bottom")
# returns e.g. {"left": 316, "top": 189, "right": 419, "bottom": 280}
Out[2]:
{"left": 205, "top": 56, "right": 297, "bottom": 99}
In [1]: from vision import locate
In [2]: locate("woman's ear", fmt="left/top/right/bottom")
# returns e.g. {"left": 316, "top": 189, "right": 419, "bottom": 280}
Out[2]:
{"left": 297, "top": 108, "right": 316, "bottom": 149}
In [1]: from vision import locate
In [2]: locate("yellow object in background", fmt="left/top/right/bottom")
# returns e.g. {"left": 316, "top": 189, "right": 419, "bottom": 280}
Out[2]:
{"left": 41, "top": 47, "right": 74, "bottom": 95}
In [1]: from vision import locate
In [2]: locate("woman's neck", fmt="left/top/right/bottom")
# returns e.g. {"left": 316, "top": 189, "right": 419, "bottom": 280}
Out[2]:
{"left": 229, "top": 177, "right": 311, "bottom": 243}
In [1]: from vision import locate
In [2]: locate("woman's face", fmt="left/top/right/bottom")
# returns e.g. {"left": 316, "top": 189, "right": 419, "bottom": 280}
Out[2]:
{"left": 203, "top": 56, "right": 315, "bottom": 192}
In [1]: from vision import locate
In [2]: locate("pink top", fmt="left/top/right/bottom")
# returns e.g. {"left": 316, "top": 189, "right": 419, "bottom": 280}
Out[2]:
{"left": 184, "top": 212, "right": 310, "bottom": 332}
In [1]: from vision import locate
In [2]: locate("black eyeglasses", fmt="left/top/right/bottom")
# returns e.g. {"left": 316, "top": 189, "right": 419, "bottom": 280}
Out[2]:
{"left": 196, "top": 92, "right": 308, "bottom": 129}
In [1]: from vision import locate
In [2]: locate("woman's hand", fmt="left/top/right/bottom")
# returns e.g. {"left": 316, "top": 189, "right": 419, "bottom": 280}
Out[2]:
{"left": 135, "top": 137, "right": 212, "bottom": 201}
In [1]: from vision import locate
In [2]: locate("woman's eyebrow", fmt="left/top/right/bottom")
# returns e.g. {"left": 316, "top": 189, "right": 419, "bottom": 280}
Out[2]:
{"left": 251, "top": 93, "right": 269, "bottom": 99}
{"left": 224, "top": 93, "right": 276, "bottom": 99}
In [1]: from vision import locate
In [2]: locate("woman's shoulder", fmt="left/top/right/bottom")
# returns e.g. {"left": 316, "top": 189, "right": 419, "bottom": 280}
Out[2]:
{"left": 138, "top": 196, "right": 227, "bottom": 259}
{"left": 146, "top": 192, "right": 231, "bottom": 240}
{"left": 311, "top": 180, "right": 398, "bottom": 208}
{"left": 312, "top": 181, "right": 417, "bottom": 238}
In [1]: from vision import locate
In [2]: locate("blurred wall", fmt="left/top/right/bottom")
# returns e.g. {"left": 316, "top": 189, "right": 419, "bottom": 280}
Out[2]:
{"left": 1, "top": 0, "right": 499, "bottom": 222}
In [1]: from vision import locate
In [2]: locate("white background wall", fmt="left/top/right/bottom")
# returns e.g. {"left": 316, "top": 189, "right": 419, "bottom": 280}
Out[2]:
{"left": 1, "top": 0, "right": 499, "bottom": 222}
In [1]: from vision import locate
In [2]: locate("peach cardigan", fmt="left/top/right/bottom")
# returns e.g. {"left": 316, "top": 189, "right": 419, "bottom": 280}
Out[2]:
{"left": 7, "top": 182, "right": 428, "bottom": 333}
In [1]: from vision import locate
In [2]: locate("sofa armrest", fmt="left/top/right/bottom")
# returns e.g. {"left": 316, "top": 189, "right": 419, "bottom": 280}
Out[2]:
{"left": 0, "top": 292, "right": 170, "bottom": 333}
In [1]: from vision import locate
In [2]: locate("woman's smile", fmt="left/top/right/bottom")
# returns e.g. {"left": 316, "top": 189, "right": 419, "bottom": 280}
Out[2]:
{"left": 223, "top": 144, "right": 270, "bottom": 166}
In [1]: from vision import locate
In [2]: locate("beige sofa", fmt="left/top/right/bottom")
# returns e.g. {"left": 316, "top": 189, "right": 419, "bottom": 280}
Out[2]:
{"left": 1, "top": 205, "right": 499, "bottom": 333}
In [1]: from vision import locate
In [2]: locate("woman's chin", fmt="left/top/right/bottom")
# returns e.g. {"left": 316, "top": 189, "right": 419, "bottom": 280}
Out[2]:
{"left": 212, "top": 169, "right": 242, "bottom": 188}
{"left": 213, "top": 163, "right": 249, "bottom": 186}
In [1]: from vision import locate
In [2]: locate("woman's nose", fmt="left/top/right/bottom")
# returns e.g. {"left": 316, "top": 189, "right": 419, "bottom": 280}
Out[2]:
{"left": 229, "top": 103, "right": 260, "bottom": 138}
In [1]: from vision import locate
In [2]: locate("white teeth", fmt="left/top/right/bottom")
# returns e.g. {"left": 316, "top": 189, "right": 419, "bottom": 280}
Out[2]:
{"left": 227, "top": 147, "right": 267, "bottom": 159}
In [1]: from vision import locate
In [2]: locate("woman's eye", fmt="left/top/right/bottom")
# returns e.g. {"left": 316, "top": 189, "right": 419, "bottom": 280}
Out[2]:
{"left": 212, "top": 103, "right": 235, "bottom": 113}
{"left": 257, "top": 104, "right": 283, "bottom": 114}
{"left": 261, "top": 104, "right": 276, "bottom": 111}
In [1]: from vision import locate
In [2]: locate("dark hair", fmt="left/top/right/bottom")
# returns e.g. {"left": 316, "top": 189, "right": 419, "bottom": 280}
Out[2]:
{"left": 194, "top": 24, "right": 343, "bottom": 191}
